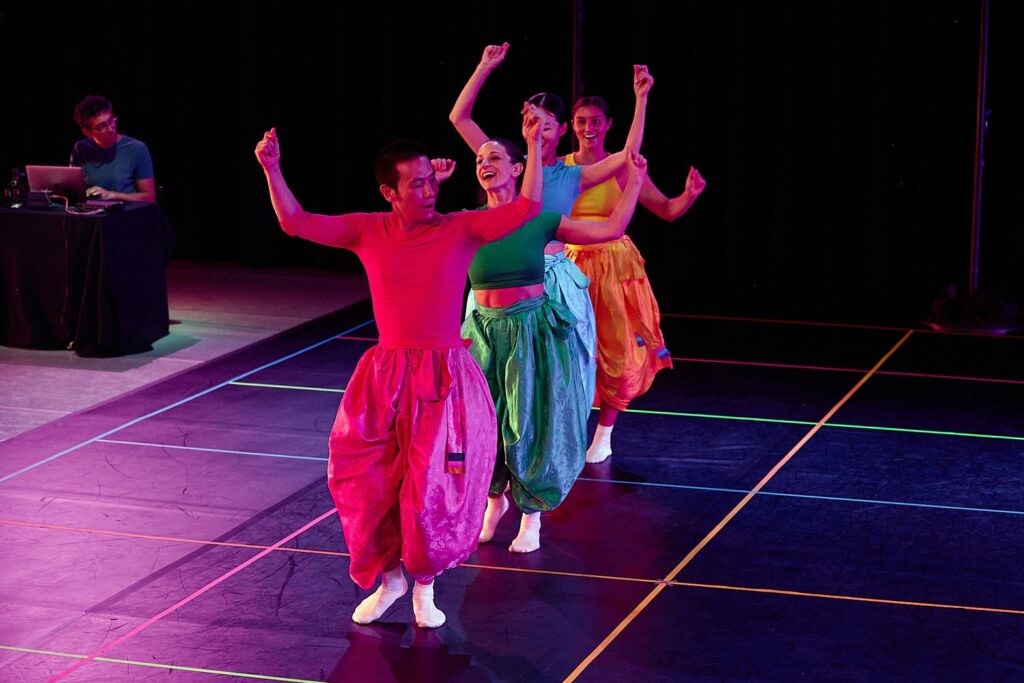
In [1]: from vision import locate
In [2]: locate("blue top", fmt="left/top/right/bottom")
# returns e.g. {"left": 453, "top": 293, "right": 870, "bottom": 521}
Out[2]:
{"left": 541, "top": 160, "right": 583, "bottom": 217}
{"left": 70, "top": 135, "right": 154, "bottom": 193}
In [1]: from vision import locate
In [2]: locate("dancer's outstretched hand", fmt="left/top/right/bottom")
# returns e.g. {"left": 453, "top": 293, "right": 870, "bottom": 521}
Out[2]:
{"left": 255, "top": 128, "right": 281, "bottom": 172}
{"left": 685, "top": 166, "right": 706, "bottom": 197}
{"left": 633, "top": 65, "right": 654, "bottom": 99}
{"left": 431, "top": 158, "right": 457, "bottom": 182}
{"left": 479, "top": 43, "right": 510, "bottom": 72}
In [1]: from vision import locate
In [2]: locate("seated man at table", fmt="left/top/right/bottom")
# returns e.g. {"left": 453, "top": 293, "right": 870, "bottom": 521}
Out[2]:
{"left": 70, "top": 95, "right": 156, "bottom": 202}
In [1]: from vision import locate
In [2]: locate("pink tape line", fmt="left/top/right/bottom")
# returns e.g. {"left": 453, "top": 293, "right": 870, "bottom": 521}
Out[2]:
{"left": 48, "top": 509, "right": 336, "bottom": 682}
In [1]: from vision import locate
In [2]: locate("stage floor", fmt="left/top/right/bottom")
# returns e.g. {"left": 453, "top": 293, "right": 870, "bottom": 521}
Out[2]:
{"left": 1, "top": 302, "right": 1022, "bottom": 681}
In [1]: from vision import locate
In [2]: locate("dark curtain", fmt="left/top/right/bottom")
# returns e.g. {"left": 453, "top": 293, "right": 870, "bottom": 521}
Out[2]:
{"left": 1, "top": 1, "right": 1019, "bottom": 324}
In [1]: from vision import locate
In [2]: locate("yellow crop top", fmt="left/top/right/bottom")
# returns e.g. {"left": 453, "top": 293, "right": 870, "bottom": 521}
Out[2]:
{"left": 564, "top": 153, "right": 623, "bottom": 221}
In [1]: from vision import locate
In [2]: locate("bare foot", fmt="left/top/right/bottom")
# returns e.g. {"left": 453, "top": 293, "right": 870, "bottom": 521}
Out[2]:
{"left": 586, "top": 440, "right": 612, "bottom": 464}
{"left": 587, "top": 424, "right": 614, "bottom": 463}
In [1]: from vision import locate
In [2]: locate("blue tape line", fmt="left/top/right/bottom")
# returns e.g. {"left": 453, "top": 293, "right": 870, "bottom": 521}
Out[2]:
{"left": 575, "top": 477, "right": 1024, "bottom": 517}
{"left": 97, "top": 439, "right": 328, "bottom": 462}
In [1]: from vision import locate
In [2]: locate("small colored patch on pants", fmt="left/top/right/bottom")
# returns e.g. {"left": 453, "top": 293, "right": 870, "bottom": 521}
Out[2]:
{"left": 447, "top": 452, "right": 465, "bottom": 474}
{"left": 655, "top": 345, "right": 671, "bottom": 359}
{"left": 635, "top": 335, "right": 646, "bottom": 347}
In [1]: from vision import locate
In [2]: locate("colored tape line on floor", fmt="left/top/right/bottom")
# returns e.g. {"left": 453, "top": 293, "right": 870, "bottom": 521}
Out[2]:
{"left": 46, "top": 509, "right": 336, "bottom": 682}
{"left": 0, "top": 319, "right": 373, "bottom": 485}
{"left": 564, "top": 330, "right": 916, "bottom": 681}
{"left": 0, "top": 645, "right": 319, "bottom": 682}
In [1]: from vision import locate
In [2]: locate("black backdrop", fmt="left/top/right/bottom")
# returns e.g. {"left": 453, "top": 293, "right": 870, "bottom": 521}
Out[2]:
{"left": 2, "top": 2, "right": 1020, "bottom": 324}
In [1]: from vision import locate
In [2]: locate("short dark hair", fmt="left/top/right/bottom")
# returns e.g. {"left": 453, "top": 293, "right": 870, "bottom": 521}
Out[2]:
{"left": 527, "top": 92, "right": 567, "bottom": 123}
{"left": 573, "top": 96, "right": 611, "bottom": 119}
{"left": 375, "top": 140, "right": 430, "bottom": 189}
{"left": 74, "top": 95, "right": 113, "bottom": 128}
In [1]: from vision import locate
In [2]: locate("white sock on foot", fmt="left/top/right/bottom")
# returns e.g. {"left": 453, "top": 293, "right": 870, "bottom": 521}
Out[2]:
{"left": 586, "top": 424, "right": 614, "bottom": 463}
{"left": 352, "top": 566, "right": 408, "bottom": 624}
{"left": 509, "top": 512, "right": 541, "bottom": 553}
{"left": 412, "top": 581, "right": 446, "bottom": 628}
{"left": 479, "top": 494, "right": 510, "bottom": 543}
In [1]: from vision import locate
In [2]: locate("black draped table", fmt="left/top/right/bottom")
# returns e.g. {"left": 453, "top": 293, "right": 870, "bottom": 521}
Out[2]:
{"left": 0, "top": 203, "right": 170, "bottom": 356}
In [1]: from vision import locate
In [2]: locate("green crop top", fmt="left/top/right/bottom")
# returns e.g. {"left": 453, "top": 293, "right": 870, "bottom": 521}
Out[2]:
{"left": 468, "top": 211, "right": 562, "bottom": 290}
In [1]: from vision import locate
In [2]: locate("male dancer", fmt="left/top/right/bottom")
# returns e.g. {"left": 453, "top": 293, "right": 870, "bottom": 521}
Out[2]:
{"left": 254, "top": 112, "right": 541, "bottom": 628}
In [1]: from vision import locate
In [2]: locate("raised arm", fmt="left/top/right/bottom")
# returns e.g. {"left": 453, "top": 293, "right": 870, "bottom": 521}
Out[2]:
{"left": 579, "top": 65, "right": 653, "bottom": 192}
{"left": 255, "top": 128, "right": 359, "bottom": 248}
{"left": 557, "top": 151, "right": 648, "bottom": 244}
{"left": 449, "top": 43, "right": 508, "bottom": 153}
{"left": 639, "top": 165, "right": 706, "bottom": 222}
{"left": 465, "top": 104, "right": 544, "bottom": 244}
{"left": 519, "top": 103, "right": 543, "bottom": 203}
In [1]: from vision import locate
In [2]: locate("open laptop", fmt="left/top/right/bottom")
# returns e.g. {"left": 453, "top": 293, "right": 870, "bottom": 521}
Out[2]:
{"left": 26, "top": 165, "right": 89, "bottom": 203}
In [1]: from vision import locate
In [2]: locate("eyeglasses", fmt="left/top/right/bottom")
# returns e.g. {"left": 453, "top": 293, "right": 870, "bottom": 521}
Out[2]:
{"left": 90, "top": 116, "right": 118, "bottom": 132}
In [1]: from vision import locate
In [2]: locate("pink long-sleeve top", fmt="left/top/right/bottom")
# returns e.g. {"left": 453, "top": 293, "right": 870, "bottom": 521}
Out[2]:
{"left": 280, "top": 196, "right": 540, "bottom": 348}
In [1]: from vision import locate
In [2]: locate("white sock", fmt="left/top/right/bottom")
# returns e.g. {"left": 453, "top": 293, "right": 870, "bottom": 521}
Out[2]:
{"left": 412, "top": 581, "right": 446, "bottom": 628}
{"left": 479, "top": 494, "right": 510, "bottom": 543}
{"left": 586, "top": 424, "right": 614, "bottom": 463}
{"left": 352, "top": 566, "right": 407, "bottom": 624}
{"left": 509, "top": 512, "right": 541, "bottom": 553}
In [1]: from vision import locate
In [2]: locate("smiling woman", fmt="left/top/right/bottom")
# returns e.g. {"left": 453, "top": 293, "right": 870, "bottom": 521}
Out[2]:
{"left": 563, "top": 86, "right": 706, "bottom": 463}
{"left": 474, "top": 137, "right": 524, "bottom": 206}
{"left": 450, "top": 45, "right": 658, "bottom": 470}
{"left": 450, "top": 45, "right": 648, "bottom": 435}
{"left": 457, "top": 110, "right": 649, "bottom": 553}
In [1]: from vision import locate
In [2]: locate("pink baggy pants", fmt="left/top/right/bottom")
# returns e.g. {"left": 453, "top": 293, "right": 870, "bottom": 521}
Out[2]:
{"left": 327, "top": 345, "right": 497, "bottom": 588}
